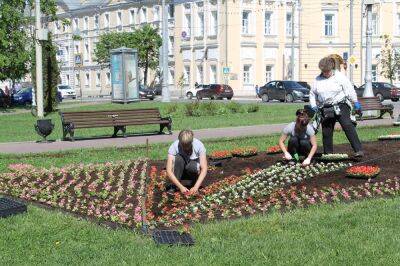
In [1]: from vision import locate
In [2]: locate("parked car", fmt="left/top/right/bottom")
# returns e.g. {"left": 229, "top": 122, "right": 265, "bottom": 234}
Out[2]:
{"left": 296, "top": 81, "right": 311, "bottom": 90}
{"left": 185, "top": 84, "right": 209, "bottom": 99}
{"left": 0, "top": 88, "right": 11, "bottom": 108}
{"left": 196, "top": 84, "right": 234, "bottom": 100}
{"left": 356, "top": 82, "right": 399, "bottom": 102}
{"left": 150, "top": 84, "right": 162, "bottom": 96}
{"left": 12, "top": 87, "right": 32, "bottom": 105}
{"left": 258, "top": 81, "right": 310, "bottom": 103}
{"left": 57, "top": 84, "right": 76, "bottom": 99}
{"left": 139, "top": 85, "right": 155, "bottom": 100}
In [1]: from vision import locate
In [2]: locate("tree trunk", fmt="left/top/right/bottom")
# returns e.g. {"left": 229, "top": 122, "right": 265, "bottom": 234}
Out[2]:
{"left": 144, "top": 52, "right": 149, "bottom": 87}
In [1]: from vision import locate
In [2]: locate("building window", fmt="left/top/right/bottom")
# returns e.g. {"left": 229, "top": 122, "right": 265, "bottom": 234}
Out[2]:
{"left": 210, "top": 11, "right": 218, "bottom": 36}
{"left": 129, "top": 10, "right": 135, "bottom": 25}
{"left": 324, "top": 14, "right": 334, "bottom": 36}
{"left": 96, "top": 72, "right": 101, "bottom": 87}
{"left": 140, "top": 8, "right": 147, "bottom": 23}
{"left": 169, "top": 69, "right": 174, "bottom": 84}
{"left": 372, "top": 13, "right": 379, "bottom": 36}
{"left": 242, "top": 11, "right": 250, "bottom": 34}
{"left": 243, "top": 65, "right": 251, "bottom": 84}
{"left": 286, "top": 13, "right": 292, "bottom": 36}
{"left": 84, "top": 43, "right": 89, "bottom": 61}
{"left": 153, "top": 6, "right": 160, "bottom": 22}
{"left": 197, "top": 65, "right": 204, "bottom": 83}
{"left": 75, "top": 74, "right": 80, "bottom": 86}
{"left": 168, "top": 4, "right": 174, "bottom": 19}
{"left": 184, "top": 65, "right": 190, "bottom": 84}
{"left": 85, "top": 73, "right": 90, "bottom": 87}
{"left": 94, "top": 15, "right": 99, "bottom": 30}
{"left": 265, "top": 12, "right": 272, "bottom": 35}
{"left": 104, "top": 13, "right": 110, "bottom": 28}
{"left": 66, "top": 74, "right": 70, "bottom": 85}
{"left": 73, "top": 18, "right": 78, "bottom": 30}
{"left": 184, "top": 14, "right": 191, "bottom": 37}
{"left": 397, "top": 13, "right": 400, "bottom": 35}
{"left": 84, "top": 17, "right": 88, "bottom": 31}
{"left": 210, "top": 65, "right": 217, "bottom": 84}
{"left": 65, "top": 46, "right": 69, "bottom": 60}
{"left": 117, "top": 11, "right": 122, "bottom": 28}
{"left": 372, "top": 64, "right": 377, "bottom": 81}
{"left": 197, "top": 12, "right": 204, "bottom": 37}
{"left": 75, "top": 44, "right": 79, "bottom": 54}
{"left": 168, "top": 36, "right": 174, "bottom": 55}
{"left": 265, "top": 65, "right": 273, "bottom": 82}
{"left": 54, "top": 21, "right": 60, "bottom": 34}
{"left": 106, "top": 72, "right": 111, "bottom": 85}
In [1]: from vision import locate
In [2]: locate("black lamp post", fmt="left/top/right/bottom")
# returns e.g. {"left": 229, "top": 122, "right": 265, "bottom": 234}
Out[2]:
{"left": 34, "top": 119, "right": 54, "bottom": 142}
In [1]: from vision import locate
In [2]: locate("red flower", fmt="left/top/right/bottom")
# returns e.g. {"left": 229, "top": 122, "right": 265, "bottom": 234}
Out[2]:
{"left": 346, "top": 165, "right": 380, "bottom": 178}
{"left": 231, "top": 147, "right": 258, "bottom": 157}
{"left": 209, "top": 150, "right": 232, "bottom": 160}
{"left": 247, "top": 197, "right": 254, "bottom": 205}
{"left": 266, "top": 145, "right": 284, "bottom": 154}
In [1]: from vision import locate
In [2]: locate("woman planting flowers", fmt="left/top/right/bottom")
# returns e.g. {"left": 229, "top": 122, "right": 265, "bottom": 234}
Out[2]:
{"left": 279, "top": 109, "right": 318, "bottom": 166}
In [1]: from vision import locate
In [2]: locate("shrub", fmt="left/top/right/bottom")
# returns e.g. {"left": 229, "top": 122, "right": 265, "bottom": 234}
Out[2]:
{"left": 185, "top": 101, "right": 201, "bottom": 116}
{"left": 246, "top": 104, "right": 260, "bottom": 113}
{"left": 199, "top": 101, "right": 219, "bottom": 116}
{"left": 226, "top": 101, "right": 243, "bottom": 113}
{"left": 165, "top": 103, "right": 179, "bottom": 115}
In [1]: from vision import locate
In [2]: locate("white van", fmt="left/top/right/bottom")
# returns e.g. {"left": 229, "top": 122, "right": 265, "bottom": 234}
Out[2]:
{"left": 57, "top": 85, "right": 76, "bottom": 99}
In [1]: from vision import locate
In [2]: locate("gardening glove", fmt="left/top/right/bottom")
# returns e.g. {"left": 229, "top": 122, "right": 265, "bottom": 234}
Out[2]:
{"left": 284, "top": 152, "right": 293, "bottom": 160}
{"left": 302, "top": 157, "right": 311, "bottom": 166}
{"left": 354, "top": 102, "right": 362, "bottom": 111}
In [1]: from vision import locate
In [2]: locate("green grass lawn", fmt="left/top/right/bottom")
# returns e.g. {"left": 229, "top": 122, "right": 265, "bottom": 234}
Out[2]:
{"left": 0, "top": 125, "right": 397, "bottom": 173}
{"left": 1, "top": 197, "right": 399, "bottom": 265}
{"left": 0, "top": 101, "right": 302, "bottom": 143}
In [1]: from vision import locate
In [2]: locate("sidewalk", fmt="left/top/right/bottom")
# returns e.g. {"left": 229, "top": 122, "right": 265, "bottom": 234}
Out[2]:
{"left": 0, "top": 118, "right": 395, "bottom": 155}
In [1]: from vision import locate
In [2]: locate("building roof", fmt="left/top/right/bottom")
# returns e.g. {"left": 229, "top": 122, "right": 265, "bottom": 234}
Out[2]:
{"left": 57, "top": 0, "right": 112, "bottom": 11}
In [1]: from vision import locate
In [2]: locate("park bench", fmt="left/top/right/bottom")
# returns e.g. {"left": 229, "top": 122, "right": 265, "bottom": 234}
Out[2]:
{"left": 60, "top": 108, "right": 172, "bottom": 141}
{"left": 356, "top": 97, "right": 394, "bottom": 120}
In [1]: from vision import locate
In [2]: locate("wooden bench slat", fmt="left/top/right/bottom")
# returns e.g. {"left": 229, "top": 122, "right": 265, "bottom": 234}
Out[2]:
{"left": 357, "top": 97, "right": 394, "bottom": 121}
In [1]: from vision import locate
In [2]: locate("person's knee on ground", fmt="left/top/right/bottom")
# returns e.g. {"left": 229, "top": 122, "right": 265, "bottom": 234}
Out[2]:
{"left": 299, "top": 139, "right": 312, "bottom": 156}
{"left": 288, "top": 136, "right": 300, "bottom": 155}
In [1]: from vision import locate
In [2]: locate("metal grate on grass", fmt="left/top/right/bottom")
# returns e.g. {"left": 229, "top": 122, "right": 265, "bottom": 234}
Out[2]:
{"left": 152, "top": 230, "right": 195, "bottom": 246}
{"left": 0, "top": 198, "right": 27, "bottom": 218}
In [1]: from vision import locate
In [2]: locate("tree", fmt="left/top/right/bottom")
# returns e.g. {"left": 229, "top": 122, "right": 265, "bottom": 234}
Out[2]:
{"left": 380, "top": 34, "right": 400, "bottom": 84}
{"left": 31, "top": 33, "right": 60, "bottom": 113}
{"left": 94, "top": 25, "right": 162, "bottom": 86}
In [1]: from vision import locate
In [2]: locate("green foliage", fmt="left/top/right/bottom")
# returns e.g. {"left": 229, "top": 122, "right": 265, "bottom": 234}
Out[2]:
{"left": 226, "top": 101, "right": 244, "bottom": 113}
{"left": 246, "top": 104, "right": 260, "bottom": 113}
{"left": 165, "top": 103, "right": 178, "bottom": 115}
{"left": 380, "top": 35, "right": 400, "bottom": 84}
{"left": 31, "top": 33, "right": 60, "bottom": 113}
{"left": 94, "top": 25, "right": 162, "bottom": 86}
{"left": 184, "top": 101, "right": 201, "bottom": 116}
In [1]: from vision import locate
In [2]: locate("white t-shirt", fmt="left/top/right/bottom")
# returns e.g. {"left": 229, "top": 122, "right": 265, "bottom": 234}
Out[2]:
{"left": 283, "top": 122, "right": 315, "bottom": 139}
{"left": 168, "top": 138, "right": 206, "bottom": 161}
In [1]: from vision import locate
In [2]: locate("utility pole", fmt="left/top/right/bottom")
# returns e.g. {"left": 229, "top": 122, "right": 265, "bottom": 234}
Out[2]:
{"left": 364, "top": 1, "right": 374, "bottom": 98}
{"left": 35, "top": 0, "right": 44, "bottom": 118}
{"left": 290, "top": 0, "right": 295, "bottom": 81}
{"left": 161, "top": 0, "right": 170, "bottom": 102}
{"left": 349, "top": 0, "right": 354, "bottom": 82}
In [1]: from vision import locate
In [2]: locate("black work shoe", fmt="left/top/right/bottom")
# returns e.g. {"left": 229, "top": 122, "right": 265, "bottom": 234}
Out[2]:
{"left": 354, "top": 151, "right": 364, "bottom": 158}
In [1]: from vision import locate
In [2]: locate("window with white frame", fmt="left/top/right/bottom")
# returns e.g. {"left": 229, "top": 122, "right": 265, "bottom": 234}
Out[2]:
{"left": 73, "top": 18, "right": 78, "bottom": 30}
{"left": 75, "top": 44, "right": 79, "bottom": 54}
{"left": 96, "top": 72, "right": 101, "bottom": 87}
{"left": 168, "top": 36, "right": 174, "bottom": 55}
{"left": 153, "top": 6, "right": 160, "bottom": 22}
{"left": 106, "top": 72, "right": 111, "bottom": 85}
{"left": 104, "top": 13, "right": 110, "bottom": 28}
{"left": 129, "top": 10, "right": 135, "bottom": 25}
{"left": 286, "top": 13, "right": 292, "bottom": 36}
{"left": 265, "top": 12, "right": 272, "bottom": 35}
{"left": 184, "top": 65, "right": 190, "bottom": 84}
{"left": 65, "top": 46, "right": 69, "bottom": 61}
{"left": 117, "top": 11, "right": 122, "bottom": 28}
{"left": 372, "top": 64, "right": 377, "bottom": 81}
{"left": 85, "top": 73, "right": 90, "bottom": 87}
{"left": 397, "top": 13, "right": 400, "bottom": 35}
{"left": 197, "top": 65, "right": 204, "bottom": 83}
{"left": 324, "top": 14, "right": 334, "bottom": 36}
{"left": 54, "top": 21, "right": 60, "bottom": 34}
{"left": 75, "top": 74, "right": 80, "bottom": 86}
{"left": 197, "top": 12, "right": 204, "bottom": 37}
{"left": 184, "top": 14, "right": 191, "bottom": 37}
{"left": 243, "top": 65, "right": 252, "bottom": 84}
{"left": 66, "top": 74, "right": 70, "bottom": 85}
{"left": 169, "top": 69, "right": 174, "bottom": 84}
{"left": 265, "top": 65, "right": 273, "bottom": 82}
{"left": 210, "top": 65, "right": 217, "bottom": 84}
{"left": 84, "top": 17, "right": 88, "bottom": 31}
{"left": 242, "top": 11, "right": 250, "bottom": 34}
{"left": 140, "top": 8, "right": 147, "bottom": 23}
{"left": 210, "top": 11, "right": 218, "bottom": 36}
{"left": 168, "top": 4, "right": 174, "bottom": 19}
{"left": 94, "top": 15, "right": 99, "bottom": 30}
{"left": 84, "top": 43, "right": 89, "bottom": 61}
{"left": 372, "top": 13, "right": 379, "bottom": 36}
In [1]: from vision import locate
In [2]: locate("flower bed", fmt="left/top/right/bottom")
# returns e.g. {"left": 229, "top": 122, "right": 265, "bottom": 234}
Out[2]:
{"left": 346, "top": 165, "right": 380, "bottom": 179}
{"left": 319, "top": 153, "right": 349, "bottom": 162}
{"left": 209, "top": 150, "right": 232, "bottom": 160}
{"left": 231, "top": 147, "right": 258, "bottom": 157}
{"left": 266, "top": 145, "right": 282, "bottom": 155}
{"left": 0, "top": 160, "right": 148, "bottom": 227}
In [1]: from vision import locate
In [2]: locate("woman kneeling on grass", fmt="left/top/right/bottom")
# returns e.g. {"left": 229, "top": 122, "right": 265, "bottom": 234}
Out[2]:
{"left": 279, "top": 109, "right": 318, "bottom": 166}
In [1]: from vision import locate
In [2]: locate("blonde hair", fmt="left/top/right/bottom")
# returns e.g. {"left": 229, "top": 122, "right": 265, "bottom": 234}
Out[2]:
{"left": 178, "top": 129, "right": 194, "bottom": 147}
{"left": 318, "top": 57, "right": 335, "bottom": 72}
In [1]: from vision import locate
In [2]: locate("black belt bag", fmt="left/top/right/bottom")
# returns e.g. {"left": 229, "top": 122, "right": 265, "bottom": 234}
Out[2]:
{"left": 322, "top": 104, "right": 335, "bottom": 118}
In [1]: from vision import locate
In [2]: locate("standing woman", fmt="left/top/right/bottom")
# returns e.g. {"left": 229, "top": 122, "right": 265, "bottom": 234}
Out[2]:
{"left": 310, "top": 57, "right": 364, "bottom": 157}
{"left": 279, "top": 109, "right": 318, "bottom": 166}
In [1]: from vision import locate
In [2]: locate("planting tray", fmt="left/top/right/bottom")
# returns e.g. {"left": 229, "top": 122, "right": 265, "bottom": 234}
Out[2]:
{"left": 232, "top": 153, "right": 258, "bottom": 158}
{"left": 346, "top": 173, "right": 380, "bottom": 179}
{"left": 378, "top": 135, "right": 400, "bottom": 141}
{"left": 0, "top": 198, "right": 27, "bottom": 218}
{"left": 152, "top": 230, "right": 195, "bottom": 246}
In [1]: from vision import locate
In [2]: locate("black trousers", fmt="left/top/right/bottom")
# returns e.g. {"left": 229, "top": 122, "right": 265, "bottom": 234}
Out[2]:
{"left": 321, "top": 103, "right": 362, "bottom": 153}
{"left": 173, "top": 154, "right": 199, "bottom": 187}
{"left": 288, "top": 136, "right": 312, "bottom": 156}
